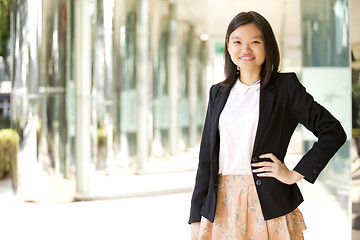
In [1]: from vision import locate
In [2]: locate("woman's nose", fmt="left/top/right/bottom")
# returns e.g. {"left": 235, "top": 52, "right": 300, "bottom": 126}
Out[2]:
{"left": 241, "top": 44, "right": 251, "bottom": 53}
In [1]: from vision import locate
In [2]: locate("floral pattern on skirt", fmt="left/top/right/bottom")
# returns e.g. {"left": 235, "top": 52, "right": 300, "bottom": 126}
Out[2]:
{"left": 198, "top": 175, "right": 306, "bottom": 240}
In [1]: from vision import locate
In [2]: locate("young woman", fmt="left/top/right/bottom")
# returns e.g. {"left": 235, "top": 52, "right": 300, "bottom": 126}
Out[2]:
{"left": 189, "top": 11, "right": 346, "bottom": 240}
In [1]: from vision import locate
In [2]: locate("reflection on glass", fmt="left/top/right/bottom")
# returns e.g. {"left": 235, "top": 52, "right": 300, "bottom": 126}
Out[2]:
{"left": 91, "top": 0, "right": 114, "bottom": 170}
{"left": 178, "top": 23, "right": 191, "bottom": 149}
{"left": 10, "top": 0, "right": 211, "bottom": 199}
{"left": 10, "top": 0, "right": 75, "bottom": 202}
{"left": 114, "top": 0, "right": 138, "bottom": 167}
{"left": 153, "top": 12, "right": 170, "bottom": 157}
{"left": 197, "top": 40, "right": 208, "bottom": 136}
{"left": 301, "top": 0, "right": 351, "bottom": 238}
{"left": 152, "top": 4, "right": 207, "bottom": 155}
{"left": 301, "top": 0, "right": 349, "bottom": 67}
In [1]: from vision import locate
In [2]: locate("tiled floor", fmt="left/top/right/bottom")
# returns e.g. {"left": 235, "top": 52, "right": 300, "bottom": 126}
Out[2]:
{"left": 1, "top": 134, "right": 359, "bottom": 239}
{"left": 1, "top": 170, "right": 359, "bottom": 240}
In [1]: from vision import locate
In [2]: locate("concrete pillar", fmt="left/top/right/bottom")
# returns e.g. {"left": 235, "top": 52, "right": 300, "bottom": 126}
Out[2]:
{"left": 74, "top": 0, "right": 92, "bottom": 197}
{"left": 136, "top": 0, "right": 149, "bottom": 170}
{"left": 188, "top": 25, "right": 197, "bottom": 147}
{"left": 168, "top": 3, "right": 178, "bottom": 155}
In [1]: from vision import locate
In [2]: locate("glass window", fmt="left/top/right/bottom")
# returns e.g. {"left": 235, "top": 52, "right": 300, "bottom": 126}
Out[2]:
{"left": 301, "top": 0, "right": 349, "bottom": 67}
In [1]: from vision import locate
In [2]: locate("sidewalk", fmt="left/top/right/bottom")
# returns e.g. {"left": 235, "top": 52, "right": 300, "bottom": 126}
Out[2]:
{"left": 0, "top": 177, "right": 193, "bottom": 240}
{"left": 0, "top": 136, "right": 358, "bottom": 239}
{"left": 85, "top": 147, "right": 199, "bottom": 200}
{"left": 0, "top": 149, "right": 198, "bottom": 240}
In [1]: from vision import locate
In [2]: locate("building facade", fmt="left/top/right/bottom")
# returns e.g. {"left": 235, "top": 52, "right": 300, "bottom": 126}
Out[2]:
{"left": 9, "top": 0, "right": 359, "bottom": 237}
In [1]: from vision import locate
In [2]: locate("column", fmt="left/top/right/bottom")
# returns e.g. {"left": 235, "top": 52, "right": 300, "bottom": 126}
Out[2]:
{"left": 168, "top": 2, "right": 178, "bottom": 155}
{"left": 188, "top": 25, "right": 197, "bottom": 147}
{"left": 75, "top": 0, "right": 92, "bottom": 197}
{"left": 11, "top": 0, "right": 75, "bottom": 202}
{"left": 136, "top": 0, "right": 149, "bottom": 170}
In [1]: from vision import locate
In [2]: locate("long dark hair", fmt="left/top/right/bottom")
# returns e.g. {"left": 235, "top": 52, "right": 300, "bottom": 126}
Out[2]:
{"left": 222, "top": 11, "right": 280, "bottom": 88}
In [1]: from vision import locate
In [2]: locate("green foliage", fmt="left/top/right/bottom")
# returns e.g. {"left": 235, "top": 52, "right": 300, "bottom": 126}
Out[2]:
{"left": 0, "top": 128, "right": 19, "bottom": 179}
{"left": 353, "top": 82, "right": 360, "bottom": 129}
{"left": 97, "top": 127, "right": 109, "bottom": 169}
{"left": 0, "top": 116, "right": 10, "bottom": 129}
{"left": 97, "top": 127, "right": 108, "bottom": 148}
{"left": 0, "top": 0, "right": 10, "bottom": 60}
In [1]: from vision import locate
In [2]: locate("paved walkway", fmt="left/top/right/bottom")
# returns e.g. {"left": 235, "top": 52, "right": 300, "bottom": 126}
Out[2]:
{"left": 0, "top": 148, "right": 199, "bottom": 240}
{"left": 0, "top": 171, "right": 356, "bottom": 240}
{"left": 0, "top": 134, "right": 359, "bottom": 239}
{"left": 0, "top": 179, "right": 193, "bottom": 240}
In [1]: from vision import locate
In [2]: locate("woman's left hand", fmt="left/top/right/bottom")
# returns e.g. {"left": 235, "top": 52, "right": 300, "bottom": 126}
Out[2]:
{"left": 251, "top": 153, "right": 304, "bottom": 185}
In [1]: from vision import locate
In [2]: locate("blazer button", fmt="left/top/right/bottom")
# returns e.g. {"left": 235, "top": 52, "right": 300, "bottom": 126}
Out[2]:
{"left": 252, "top": 157, "right": 258, "bottom": 163}
{"left": 256, "top": 180, "right": 262, "bottom": 186}
{"left": 313, "top": 169, "right": 318, "bottom": 174}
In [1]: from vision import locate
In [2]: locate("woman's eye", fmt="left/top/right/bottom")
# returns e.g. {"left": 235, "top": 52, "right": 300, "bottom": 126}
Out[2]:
{"left": 234, "top": 41, "right": 240, "bottom": 44}
{"left": 252, "top": 41, "right": 261, "bottom": 44}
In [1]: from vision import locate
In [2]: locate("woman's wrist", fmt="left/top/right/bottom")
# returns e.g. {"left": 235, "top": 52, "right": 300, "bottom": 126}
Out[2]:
{"left": 290, "top": 170, "right": 304, "bottom": 184}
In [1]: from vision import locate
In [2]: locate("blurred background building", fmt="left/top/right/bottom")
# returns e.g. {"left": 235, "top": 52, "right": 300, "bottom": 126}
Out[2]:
{"left": 0, "top": 0, "right": 359, "bottom": 239}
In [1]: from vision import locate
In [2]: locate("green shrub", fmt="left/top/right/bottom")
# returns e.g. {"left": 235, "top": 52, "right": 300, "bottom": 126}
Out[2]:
{"left": 97, "top": 127, "right": 108, "bottom": 148}
{"left": 0, "top": 0, "right": 11, "bottom": 63}
{"left": 0, "top": 117, "right": 10, "bottom": 129}
{"left": 0, "top": 129, "right": 19, "bottom": 179}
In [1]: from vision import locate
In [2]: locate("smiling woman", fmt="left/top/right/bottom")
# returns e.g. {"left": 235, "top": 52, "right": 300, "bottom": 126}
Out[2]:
{"left": 189, "top": 11, "right": 346, "bottom": 240}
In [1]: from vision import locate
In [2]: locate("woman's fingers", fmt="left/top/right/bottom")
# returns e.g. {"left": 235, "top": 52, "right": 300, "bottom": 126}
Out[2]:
{"left": 251, "top": 153, "right": 292, "bottom": 184}
{"left": 260, "top": 153, "right": 279, "bottom": 162}
{"left": 252, "top": 165, "right": 272, "bottom": 172}
{"left": 256, "top": 172, "right": 274, "bottom": 177}
{"left": 251, "top": 153, "right": 303, "bottom": 184}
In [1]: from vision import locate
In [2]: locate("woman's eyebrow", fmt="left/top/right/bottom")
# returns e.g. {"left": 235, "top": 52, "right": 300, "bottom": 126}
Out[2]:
{"left": 230, "top": 36, "right": 240, "bottom": 40}
{"left": 230, "top": 35, "right": 263, "bottom": 40}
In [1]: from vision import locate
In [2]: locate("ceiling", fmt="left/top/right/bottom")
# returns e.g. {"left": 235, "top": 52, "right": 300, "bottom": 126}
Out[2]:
{"left": 177, "top": 0, "right": 301, "bottom": 40}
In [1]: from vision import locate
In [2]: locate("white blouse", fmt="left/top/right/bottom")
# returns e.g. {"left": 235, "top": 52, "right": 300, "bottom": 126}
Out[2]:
{"left": 218, "top": 79, "right": 260, "bottom": 175}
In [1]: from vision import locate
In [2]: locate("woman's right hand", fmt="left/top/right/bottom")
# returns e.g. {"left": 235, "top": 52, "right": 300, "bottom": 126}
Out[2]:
{"left": 191, "top": 222, "right": 200, "bottom": 240}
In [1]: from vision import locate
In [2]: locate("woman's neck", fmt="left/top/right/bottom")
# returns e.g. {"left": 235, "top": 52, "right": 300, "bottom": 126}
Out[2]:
{"left": 239, "top": 70, "right": 260, "bottom": 86}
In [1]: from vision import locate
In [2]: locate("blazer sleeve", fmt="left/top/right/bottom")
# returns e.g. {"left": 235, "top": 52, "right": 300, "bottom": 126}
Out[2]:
{"left": 287, "top": 73, "right": 347, "bottom": 183}
{"left": 188, "top": 85, "right": 217, "bottom": 224}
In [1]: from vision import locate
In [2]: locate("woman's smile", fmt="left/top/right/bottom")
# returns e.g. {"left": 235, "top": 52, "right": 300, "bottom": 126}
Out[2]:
{"left": 239, "top": 55, "right": 256, "bottom": 61}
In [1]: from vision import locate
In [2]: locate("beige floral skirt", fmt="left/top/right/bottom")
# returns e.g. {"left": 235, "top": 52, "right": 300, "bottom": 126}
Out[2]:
{"left": 198, "top": 174, "right": 306, "bottom": 240}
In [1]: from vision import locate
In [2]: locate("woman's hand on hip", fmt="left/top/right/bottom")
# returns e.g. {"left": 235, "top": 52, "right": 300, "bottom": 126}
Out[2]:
{"left": 251, "top": 153, "right": 304, "bottom": 185}
{"left": 191, "top": 222, "right": 200, "bottom": 240}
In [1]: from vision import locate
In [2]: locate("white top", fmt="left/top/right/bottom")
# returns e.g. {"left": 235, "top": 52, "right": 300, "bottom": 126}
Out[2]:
{"left": 218, "top": 79, "right": 260, "bottom": 175}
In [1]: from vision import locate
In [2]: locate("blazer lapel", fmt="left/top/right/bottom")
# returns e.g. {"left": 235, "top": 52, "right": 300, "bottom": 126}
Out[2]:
{"left": 252, "top": 82, "right": 275, "bottom": 155}
{"left": 210, "top": 83, "right": 233, "bottom": 139}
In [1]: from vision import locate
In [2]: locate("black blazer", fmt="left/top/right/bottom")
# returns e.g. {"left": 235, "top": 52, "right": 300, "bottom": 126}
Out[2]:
{"left": 189, "top": 72, "right": 346, "bottom": 223}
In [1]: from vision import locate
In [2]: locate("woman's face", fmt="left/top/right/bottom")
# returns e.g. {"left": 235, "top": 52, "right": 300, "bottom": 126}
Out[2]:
{"left": 227, "top": 23, "right": 265, "bottom": 75}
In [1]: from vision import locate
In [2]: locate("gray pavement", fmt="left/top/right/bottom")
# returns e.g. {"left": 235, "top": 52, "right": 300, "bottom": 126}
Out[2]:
{"left": 0, "top": 138, "right": 359, "bottom": 239}
{"left": 0, "top": 178, "right": 192, "bottom": 240}
{"left": 0, "top": 148, "right": 199, "bottom": 240}
{"left": 0, "top": 171, "right": 356, "bottom": 240}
